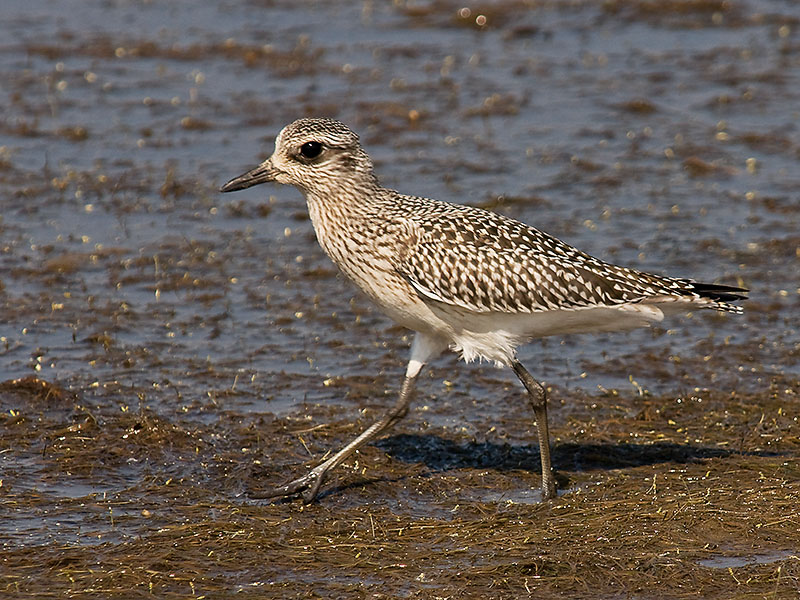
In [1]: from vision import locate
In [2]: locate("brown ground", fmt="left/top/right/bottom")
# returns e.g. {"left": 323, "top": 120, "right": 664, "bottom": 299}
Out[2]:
{"left": 2, "top": 373, "right": 798, "bottom": 598}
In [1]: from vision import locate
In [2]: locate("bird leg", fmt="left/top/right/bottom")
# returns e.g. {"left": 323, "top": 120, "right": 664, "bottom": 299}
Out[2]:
{"left": 511, "top": 360, "right": 557, "bottom": 500}
{"left": 255, "top": 373, "right": 418, "bottom": 503}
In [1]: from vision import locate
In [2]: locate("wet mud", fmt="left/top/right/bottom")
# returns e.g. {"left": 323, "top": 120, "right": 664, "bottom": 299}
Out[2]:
{"left": 2, "top": 0, "right": 799, "bottom": 598}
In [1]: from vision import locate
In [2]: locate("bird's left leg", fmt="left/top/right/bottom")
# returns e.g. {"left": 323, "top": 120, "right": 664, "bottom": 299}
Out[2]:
{"left": 255, "top": 332, "right": 447, "bottom": 503}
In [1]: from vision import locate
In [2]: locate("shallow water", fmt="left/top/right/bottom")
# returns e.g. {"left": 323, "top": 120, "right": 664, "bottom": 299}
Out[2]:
{"left": 2, "top": 0, "right": 798, "bottom": 406}
{"left": 1, "top": 1, "right": 799, "bottom": 597}
{"left": 697, "top": 548, "right": 796, "bottom": 570}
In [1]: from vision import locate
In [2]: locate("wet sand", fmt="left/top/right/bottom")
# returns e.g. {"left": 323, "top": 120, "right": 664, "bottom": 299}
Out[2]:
{"left": 1, "top": 0, "right": 799, "bottom": 597}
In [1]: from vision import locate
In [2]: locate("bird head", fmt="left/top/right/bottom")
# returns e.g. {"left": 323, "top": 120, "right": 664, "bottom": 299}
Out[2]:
{"left": 220, "top": 118, "right": 374, "bottom": 195}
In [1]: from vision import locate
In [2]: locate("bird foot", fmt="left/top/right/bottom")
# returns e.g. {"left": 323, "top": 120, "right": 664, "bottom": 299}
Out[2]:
{"left": 540, "top": 469, "right": 557, "bottom": 500}
{"left": 250, "top": 466, "right": 327, "bottom": 504}
{"left": 541, "top": 479, "right": 557, "bottom": 501}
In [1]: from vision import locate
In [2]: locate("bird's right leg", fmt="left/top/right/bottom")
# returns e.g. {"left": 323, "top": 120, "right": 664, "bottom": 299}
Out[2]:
{"left": 511, "top": 360, "right": 557, "bottom": 500}
{"left": 256, "top": 332, "right": 446, "bottom": 503}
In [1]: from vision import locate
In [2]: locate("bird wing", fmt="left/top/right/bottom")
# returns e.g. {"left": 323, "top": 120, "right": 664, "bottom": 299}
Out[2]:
{"left": 394, "top": 202, "right": 684, "bottom": 314}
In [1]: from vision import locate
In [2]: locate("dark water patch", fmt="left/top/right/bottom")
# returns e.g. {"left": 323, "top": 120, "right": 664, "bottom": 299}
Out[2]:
{"left": 697, "top": 548, "right": 796, "bottom": 569}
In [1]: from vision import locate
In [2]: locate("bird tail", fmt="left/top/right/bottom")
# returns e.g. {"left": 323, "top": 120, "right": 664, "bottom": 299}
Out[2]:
{"left": 688, "top": 282, "right": 748, "bottom": 313}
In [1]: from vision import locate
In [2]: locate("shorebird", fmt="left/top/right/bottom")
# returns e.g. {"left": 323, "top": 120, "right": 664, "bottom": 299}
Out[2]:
{"left": 220, "top": 118, "right": 747, "bottom": 503}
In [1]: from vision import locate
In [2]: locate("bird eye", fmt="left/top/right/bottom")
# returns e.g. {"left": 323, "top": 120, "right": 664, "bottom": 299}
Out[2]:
{"left": 299, "top": 141, "right": 323, "bottom": 159}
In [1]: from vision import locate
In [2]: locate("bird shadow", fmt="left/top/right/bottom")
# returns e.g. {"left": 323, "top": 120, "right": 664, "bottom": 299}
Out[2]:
{"left": 374, "top": 433, "right": 783, "bottom": 474}
{"left": 246, "top": 435, "right": 784, "bottom": 503}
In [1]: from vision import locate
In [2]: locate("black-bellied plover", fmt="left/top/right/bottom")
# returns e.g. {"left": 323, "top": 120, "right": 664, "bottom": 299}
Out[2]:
{"left": 221, "top": 118, "right": 747, "bottom": 502}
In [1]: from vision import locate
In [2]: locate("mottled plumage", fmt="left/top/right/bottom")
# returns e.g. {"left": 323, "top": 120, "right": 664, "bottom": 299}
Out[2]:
{"left": 221, "top": 117, "right": 747, "bottom": 503}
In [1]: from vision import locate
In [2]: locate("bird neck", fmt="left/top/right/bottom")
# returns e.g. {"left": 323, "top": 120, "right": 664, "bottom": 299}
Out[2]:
{"left": 303, "top": 172, "right": 382, "bottom": 217}
{"left": 302, "top": 177, "right": 386, "bottom": 266}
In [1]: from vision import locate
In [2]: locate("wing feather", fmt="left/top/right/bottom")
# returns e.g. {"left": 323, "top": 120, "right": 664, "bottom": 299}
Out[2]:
{"left": 393, "top": 199, "right": 713, "bottom": 314}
